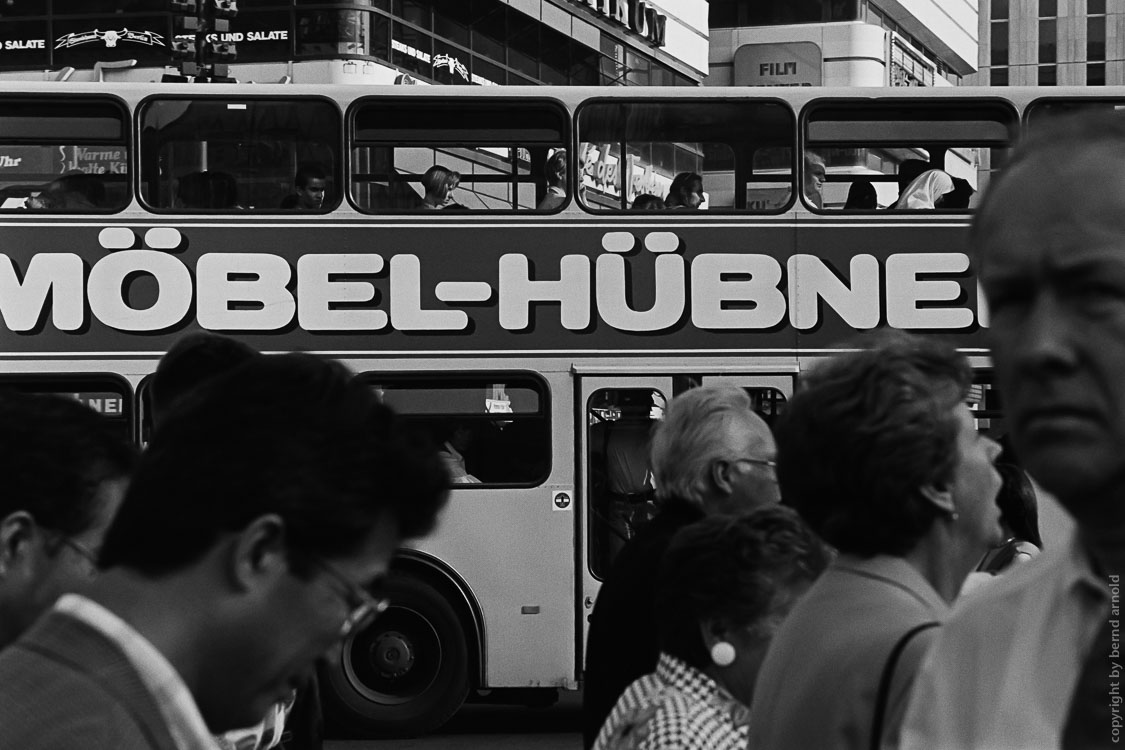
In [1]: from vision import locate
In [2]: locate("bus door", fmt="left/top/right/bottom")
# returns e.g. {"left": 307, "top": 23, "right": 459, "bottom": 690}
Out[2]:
{"left": 576, "top": 374, "right": 673, "bottom": 664}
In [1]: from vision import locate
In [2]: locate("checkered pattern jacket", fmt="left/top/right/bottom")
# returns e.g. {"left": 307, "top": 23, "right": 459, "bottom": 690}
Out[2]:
{"left": 592, "top": 652, "right": 751, "bottom": 750}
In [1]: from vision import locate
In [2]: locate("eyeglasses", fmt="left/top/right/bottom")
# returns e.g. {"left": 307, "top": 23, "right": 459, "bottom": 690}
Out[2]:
{"left": 306, "top": 555, "right": 390, "bottom": 639}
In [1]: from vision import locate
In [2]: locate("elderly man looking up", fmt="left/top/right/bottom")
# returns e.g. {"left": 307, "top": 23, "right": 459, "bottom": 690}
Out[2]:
{"left": 750, "top": 332, "right": 1004, "bottom": 750}
{"left": 582, "top": 385, "right": 779, "bottom": 748}
{"left": 900, "top": 112, "right": 1125, "bottom": 749}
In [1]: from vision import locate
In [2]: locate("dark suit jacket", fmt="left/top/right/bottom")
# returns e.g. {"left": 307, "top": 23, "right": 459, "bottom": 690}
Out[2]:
{"left": 0, "top": 609, "right": 180, "bottom": 750}
{"left": 581, "top": 496, "right": 705, "bottom": 748}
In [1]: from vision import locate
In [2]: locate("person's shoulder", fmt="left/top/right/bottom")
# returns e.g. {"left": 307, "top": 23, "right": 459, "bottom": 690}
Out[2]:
{"left": 279, "top": 194, "right": 299, "bottom": 209}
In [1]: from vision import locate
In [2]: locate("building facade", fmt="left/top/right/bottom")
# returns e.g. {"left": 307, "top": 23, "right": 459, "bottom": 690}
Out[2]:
{"left": 707, "top": 0, "right": 979, "bottom": 87}
{"left": 0, "top": 0, "right": 708, "bottom": 86}
{"left": 973, "top": 0, "right": 1124, "bottom": 86}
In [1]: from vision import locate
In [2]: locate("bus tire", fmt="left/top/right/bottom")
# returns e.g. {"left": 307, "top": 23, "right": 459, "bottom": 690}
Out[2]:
{"left": 322, "top": 572, "right": 470, "bottom": 738}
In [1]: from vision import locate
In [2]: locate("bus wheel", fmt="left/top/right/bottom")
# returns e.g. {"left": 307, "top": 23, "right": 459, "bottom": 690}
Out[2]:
{"left": 323, "top": 573, "right": 470, "bottom": 737}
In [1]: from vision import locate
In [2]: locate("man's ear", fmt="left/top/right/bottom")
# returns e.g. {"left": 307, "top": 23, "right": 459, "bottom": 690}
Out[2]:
{"left": 710, "top": 460, "right": 735, "bottom": 496}
{"left": 919, "top": 483, "right": 956, "bottom": 515}
{"left": 0, "top": 511, "right": 38, "bottom": 577}
{"left": 229, "top": 514, "right": 288, "bottom": 592}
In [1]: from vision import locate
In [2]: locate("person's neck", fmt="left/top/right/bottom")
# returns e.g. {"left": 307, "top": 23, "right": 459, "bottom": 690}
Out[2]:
{"left": 902, "top": 522, "right": 981, "bottom": 604}
{"left": 84, "top": 569, "right": 212, "bottom": 694}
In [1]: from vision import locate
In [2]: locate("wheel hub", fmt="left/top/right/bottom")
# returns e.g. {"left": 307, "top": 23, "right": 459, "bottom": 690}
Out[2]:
{"left": 372, "top": 630, "right": 415, "bottom": 679}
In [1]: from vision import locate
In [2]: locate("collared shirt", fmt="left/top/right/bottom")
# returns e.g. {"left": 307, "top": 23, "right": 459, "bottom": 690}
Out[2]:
{"left": 749, "top": 554, "right": 950, "bottom": 750}
{"left": 440, "top": 442, "right": 481, "bottom": 484}
{"left": 593, "top": 652, "right": 750, "bottom": 750}
{"left": 899, "top": 529, "right": 1110, "bottom": 750}
{"left": 56, "top": 595, "right": 219, "bottom": 750}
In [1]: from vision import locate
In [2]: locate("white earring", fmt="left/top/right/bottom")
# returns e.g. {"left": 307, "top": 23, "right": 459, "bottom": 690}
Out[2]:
{"left": 710, "top": 641, "right": 736, "bottom": 667}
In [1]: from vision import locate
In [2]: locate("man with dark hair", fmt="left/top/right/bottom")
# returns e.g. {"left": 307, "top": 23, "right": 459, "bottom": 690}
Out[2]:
{"left": 0, "top": 354, "right": 449, "bottom": 749}
{"left": 750, "top": 332, "right": 1003, "bottom": 750}
{"left": 0, "top": 392, "right": 137, "bottom": 651}
{"left": 901, "top": 111, "right": 1125, "bottom": 749}
{"left": 280, "top": 164, "right": 328, "bottom": 210}
{"left": 148, "top": 331, "right": 259, "bottom": 427}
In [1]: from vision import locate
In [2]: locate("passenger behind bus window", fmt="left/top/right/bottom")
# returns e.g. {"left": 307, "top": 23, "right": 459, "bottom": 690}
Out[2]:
{"left": 664, "top": 172, "right": 704, "bottom": 210}
{"left": 536, "top": 149, "right": 567, "bottom": 211}
{"left": 175, "top": 170, "right": 239, "bottom": 209}
{"left": 421, "top": 165, "right": 462, "bottom": 210}
{"left": 803, "top": 152, "right": 826, "bottom": 209}
{"left": 631, "top": 194, "right": 665, "bottom": 211}
{"left": 280, "top": 163, "right": 327, "bottom": 210}
{"left": 893, "top": 169, "right": 954, "bottom": 210}
{"left": 844, "top": 178, "right": 877, "bottom": 210}
{"left": 894, "top": 158, "right": 930, "bottom": 206}
{"left": 26, "top": 173, "right": 106, "bottom": 211}
{"left": 941, "top": 177, "right": 975, "bottom": 209}
{"left": 439, "top": 422, "right": 481, "bottom": 484}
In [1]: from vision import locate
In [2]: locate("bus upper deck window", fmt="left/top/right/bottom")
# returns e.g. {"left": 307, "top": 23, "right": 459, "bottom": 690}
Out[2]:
{"left": 138, "top": 97, "right": 342, "bottom": 213}
{"left": 804, "top": 100, "right": 1018, "bottom": 213}
{"left": 349, "top": 98, "right": 568, "bottom": 213}
{"left": 0, "top": 98, "right": 130, "bottom": 213}
{"left": 575, "top": 99, "right": 796, "bottom": 213}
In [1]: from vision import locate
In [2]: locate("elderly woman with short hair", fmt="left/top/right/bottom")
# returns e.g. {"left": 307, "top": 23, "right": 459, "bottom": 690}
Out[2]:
{"left": 593, "top": 507, "right": 830, "bottom": 750}
{"left": 750, "top": 332, "right": 1005, "bottom": 750}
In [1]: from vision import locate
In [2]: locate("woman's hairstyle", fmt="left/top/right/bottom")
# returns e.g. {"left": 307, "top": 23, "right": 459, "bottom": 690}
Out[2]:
{"left": 422, "top": 165, "right": 460, "bottom": 195}
{"left": 665, "top": 172, "right": 702, "bottom": 208}
{"left": 649, "top": 385, "right": 755, "bottom": 506}
{"left": 774, "top": 331, "right": 971, "bottom": 557}
{"left": 656, "top": 507, "right": 831, "bottom": 670}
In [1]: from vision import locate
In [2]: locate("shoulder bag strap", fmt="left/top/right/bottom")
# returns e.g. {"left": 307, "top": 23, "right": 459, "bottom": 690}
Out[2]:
{"left": 870, "top": 621, "right": 940, "bottom": 750}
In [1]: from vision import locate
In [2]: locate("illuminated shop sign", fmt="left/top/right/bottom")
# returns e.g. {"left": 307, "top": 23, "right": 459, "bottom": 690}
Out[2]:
{"left": 55, "top": 29, "right": 164, "bottom": 50}
{"left": 568, "top": 0, "right": 666, "bottom": 47}
{"left": 733, "top": 42, "right": 822, "bottom": 86}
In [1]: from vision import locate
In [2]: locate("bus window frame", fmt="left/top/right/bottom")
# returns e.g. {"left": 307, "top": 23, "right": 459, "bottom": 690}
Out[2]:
{"left": 353, "top": 370, "right": 552, "bottom": 489}
{"left": 573, "top": 95, "right": 798, "bottom": 215}
{"left": 800, "top": 96, "right": 1020, "bottom": 214}
{"left": 345, "top": 95, "right": 571, "bottom": 215}
{"left": 136, "top": 93, "right": 345, "bottom": 215}
{"left": 0, "top": 372, "right": 136, "bottom": 444}
{"left": 0, "top": 93, "right": 131, "bottom": 215}
{"left": 1024, "top": 96, "right": 1125, "bottom": 129}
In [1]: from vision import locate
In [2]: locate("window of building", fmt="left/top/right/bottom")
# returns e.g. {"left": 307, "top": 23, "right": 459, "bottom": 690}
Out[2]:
{"left": 138, "top": 97, "right": 341, "bottom": 212}
{"left": 991, "top": 67, "right": 1009, "bottom": 85}
{"left": 709, "top": 0, "right": 861, "bottom": 27}
{"left": 1089, "top": 15, "right": 1106, "bottom": 62}
{"left": 991, "top": 0, "right": 1009, "bottom": 20}
{"left": 991, "top": 21, "right": 1009, "bottom": 67}
{"left": 1039, "top": 19, "right": 1056, "bottom": 63}
{"left": 1039, "top": 0, "right": 1057, "bottom": 16}
{"left": 0, "top": 97, "right": 129, "bottom": 213}
{"left": 1089, "top": 0, "right": 1107, "bottom": 14}
{"left": 1088, "top": 63, "right": 1106, "bottom": 85}
{"left": 350, "top": 97, "right": 567, "bottom": 212}
{"left": 1039, "top": 65, "right": 1057, "bottom": 85}
{"left": 366, "top": 375, "right": 550, "bottom": 487}
{"left": 805, "top": 100, "right": 1018, "bottom": 211}
{"left": 576, "top": 99, "right": 796, "bottom": 212}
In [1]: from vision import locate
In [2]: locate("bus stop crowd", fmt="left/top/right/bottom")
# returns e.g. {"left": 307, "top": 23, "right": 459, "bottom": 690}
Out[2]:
{"left": 0, "top": 110, "right": 1118, "bottom": 749}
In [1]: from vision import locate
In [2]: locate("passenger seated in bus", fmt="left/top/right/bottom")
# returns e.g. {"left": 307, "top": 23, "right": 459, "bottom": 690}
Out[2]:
{"left": 893, "top": 169, "right": 954, "bottom": 210}
{"left": 844, "top": 178, "right": 878, "bottom": 209}
{"left": 536, "top": 149, "right": 567, "bottom": 211}
{"left": 280, "top": 163, "right": 327, "bottom": 210}
{"left": 804, "top": 152, "right": 827, "bottom": 209}
{"left": 175, "top": 170, "right": 239, "bottom": 209}
{"left": 26, "top": 173, "right": 106, "bottom": 211}
{"left": 630, "top": 194, "right": 665, "bottom": 210}
{"left": 664, "top": 172, "right": 704, "bottom": 209}
{"left": 421, "top": 165, "right": 461, "bottom": 210}
{"left": 439, "top": 422, "right": 481, "bottom": 484}
{"left": 894, "top": 158, "right": 931, "bottom": 205}
{"left": 940, "top": 177, "right": 975, "bottom": 209}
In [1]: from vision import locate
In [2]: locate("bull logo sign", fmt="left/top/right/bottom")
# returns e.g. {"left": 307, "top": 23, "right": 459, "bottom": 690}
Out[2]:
{"left": 55, "top": 29, "right": 165, "bottom": 50}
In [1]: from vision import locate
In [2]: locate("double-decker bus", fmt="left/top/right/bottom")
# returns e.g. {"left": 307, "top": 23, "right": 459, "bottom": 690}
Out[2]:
{"left": 0, "top": 81, "right": 1094, "bottom": 736}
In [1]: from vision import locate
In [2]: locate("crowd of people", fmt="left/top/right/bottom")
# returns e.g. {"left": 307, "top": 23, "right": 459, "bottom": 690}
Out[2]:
{"left": 585, "top": 110, "right": 1121, "bottom": 750}
{"left": 0, "top": 109, "right": 1120, "bottom": 750}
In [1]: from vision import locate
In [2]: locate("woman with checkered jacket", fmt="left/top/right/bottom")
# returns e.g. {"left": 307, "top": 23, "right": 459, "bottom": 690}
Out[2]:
{"left": 592, "top": 507, "right": 830, "bottom": 750}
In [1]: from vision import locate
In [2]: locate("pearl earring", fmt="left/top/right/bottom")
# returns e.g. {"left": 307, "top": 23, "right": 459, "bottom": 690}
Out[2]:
{"left": 710, "top": 641, "right": 736, "bottom": 667}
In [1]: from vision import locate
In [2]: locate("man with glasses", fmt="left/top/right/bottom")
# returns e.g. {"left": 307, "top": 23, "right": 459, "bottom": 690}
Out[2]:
{"left": 0, "top": 391, "right": 136, "bottom": 652}
{"left": 583, "top": 385, "right": 780, "bottom": 748}
{"left": 0, "top": 353, "right": 449, "bottom": 750}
